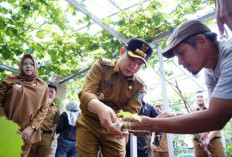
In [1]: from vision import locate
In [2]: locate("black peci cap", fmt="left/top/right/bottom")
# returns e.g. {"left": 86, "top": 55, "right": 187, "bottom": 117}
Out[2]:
{"left": 126, "top": 38, "right": 153, "bottom": 67}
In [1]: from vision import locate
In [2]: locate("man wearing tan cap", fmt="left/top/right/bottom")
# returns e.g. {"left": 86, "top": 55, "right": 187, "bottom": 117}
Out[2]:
{"left": 77, "top": 38, "right": 153, "bottom": 157}
{"left": 128, "top": 20, "right": 232, "bottom": 135}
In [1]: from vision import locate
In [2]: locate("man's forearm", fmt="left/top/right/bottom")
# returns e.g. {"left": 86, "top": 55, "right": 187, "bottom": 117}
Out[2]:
{"left": 147, "top": 98, "right": 232, "bottom": 134}
{"left": 149, "top": 112, "right": 221, "bottom": 134}
{"left": 87, "top": 99, "right": 107, "bottom": 115}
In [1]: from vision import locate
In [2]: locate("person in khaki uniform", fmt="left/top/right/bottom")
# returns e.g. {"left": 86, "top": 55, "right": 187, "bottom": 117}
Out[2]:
{"left": 0, "top": 54, "right": 49, "bottom": 157}
{"left": 29, "top": 84, "right": 60, "bottom": 157}
{"left": 193, "top": 91, "right": 225, "bottom": 157}
{"left": 77, "top": 38, "right": 153, "bottom": 157}
{"left": 153, "top": 102, "right": 169, "bottom": 157}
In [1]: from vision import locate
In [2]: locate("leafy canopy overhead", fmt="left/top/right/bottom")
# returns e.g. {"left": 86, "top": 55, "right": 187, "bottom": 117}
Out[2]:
{"left": 0, "top": 0, "right": 214, "bottom": 94}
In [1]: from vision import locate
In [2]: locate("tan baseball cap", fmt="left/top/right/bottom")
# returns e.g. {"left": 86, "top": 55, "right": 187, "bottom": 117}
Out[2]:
{"left": 162, "top": 20, "right": 211, "bottom": 58}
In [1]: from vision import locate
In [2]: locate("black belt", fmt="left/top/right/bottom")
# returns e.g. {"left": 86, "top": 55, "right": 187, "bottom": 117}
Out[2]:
{"left": 41, "top": 130, "right": 52, "bottom": 134}
{"left": 193, "top": 136, "right": 221, "bottom": 141}
{"left": 58, "top": 136, "right": 76, "bottom": 142}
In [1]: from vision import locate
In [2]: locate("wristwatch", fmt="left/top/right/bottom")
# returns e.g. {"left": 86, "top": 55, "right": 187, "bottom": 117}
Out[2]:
{"left": 31, "top": 125, "right": 36, "bottom": 131}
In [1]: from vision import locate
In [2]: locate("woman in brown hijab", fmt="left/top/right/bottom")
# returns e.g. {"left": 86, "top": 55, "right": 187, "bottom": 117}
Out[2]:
{"left": 0, "top": 54, "right": 49, "bottom": 157}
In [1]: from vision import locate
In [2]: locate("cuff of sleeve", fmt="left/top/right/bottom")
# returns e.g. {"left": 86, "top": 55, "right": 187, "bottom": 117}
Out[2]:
{"left": 122, "top": 103, "right": 141, "bottom": 114}
{"left": 80, "top": 93, "right": 98, "bottom": 113}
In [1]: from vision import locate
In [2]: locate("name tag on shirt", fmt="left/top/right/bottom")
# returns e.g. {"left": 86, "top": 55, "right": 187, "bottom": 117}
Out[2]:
{"left": 103, "top": 80, "right": 113, "bottom": 88}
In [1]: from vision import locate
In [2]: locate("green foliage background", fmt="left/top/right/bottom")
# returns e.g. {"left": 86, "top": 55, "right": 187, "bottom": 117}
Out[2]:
{"left": 0, "top": 0, "right": 215, "bottom": 102}
{"left": 0, "top": 0, "right": 215, "bottom": 82}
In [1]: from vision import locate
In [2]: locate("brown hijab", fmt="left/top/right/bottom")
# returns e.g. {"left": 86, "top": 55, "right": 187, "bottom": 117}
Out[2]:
{"left": 18, "top": 53, "right": 38, "bottom": 81}
{"left": 4, "top": 54, "right": 48, "bottom": 126}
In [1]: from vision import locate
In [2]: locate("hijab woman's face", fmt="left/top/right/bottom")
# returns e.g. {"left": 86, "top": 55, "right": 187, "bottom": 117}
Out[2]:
{"left": 22, "top": 58, "right": 35, "bottom": 76}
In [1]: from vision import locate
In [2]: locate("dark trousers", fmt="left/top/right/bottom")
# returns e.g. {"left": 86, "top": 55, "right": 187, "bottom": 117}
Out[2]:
{"left": 55, "top": 137, "right": 77, "bottom": 157}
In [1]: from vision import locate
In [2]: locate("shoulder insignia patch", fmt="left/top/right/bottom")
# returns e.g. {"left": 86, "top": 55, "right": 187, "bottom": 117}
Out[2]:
{"left": 134, "top": 75, "right": 145, "bottom": 86}
{"left": 4, "top": 75, "right": 17, "bottom": 84}
{"left": 136, "top": 92, "right": 144, "bottom": 103}
{"left": 8, "top": 75, "right": 17, "bottom": 79}
{"left": 101, "top": 58, "right": 115, "bottom": 66}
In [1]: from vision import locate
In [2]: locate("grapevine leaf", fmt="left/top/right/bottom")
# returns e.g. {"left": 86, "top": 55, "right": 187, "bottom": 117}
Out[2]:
{"left": 0, "top": 117, "right": 23, "bottom": 156}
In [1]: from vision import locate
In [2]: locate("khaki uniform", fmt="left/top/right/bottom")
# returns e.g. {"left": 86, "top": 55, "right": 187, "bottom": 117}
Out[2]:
{"left": 193, "top": 107, "right": 225, "bottom": 157}
{"left": 193, "top": 138, "right": 225, "bottom": 157}
{"left": 0, "top": 77, "right": 49, "bottom": 157}
{"left": 153, "top": 133, "right": 169, "bottom": 157}
{"left": 29, "top": 102, "right": 60, "bottom": 157}
{"left": 77, "top": 59, "right": 145, "bottom": 157}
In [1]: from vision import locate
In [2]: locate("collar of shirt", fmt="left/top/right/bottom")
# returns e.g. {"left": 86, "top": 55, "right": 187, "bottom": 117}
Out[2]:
{"left": 113, "top": 60, "right": 120, "bottom": 73}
